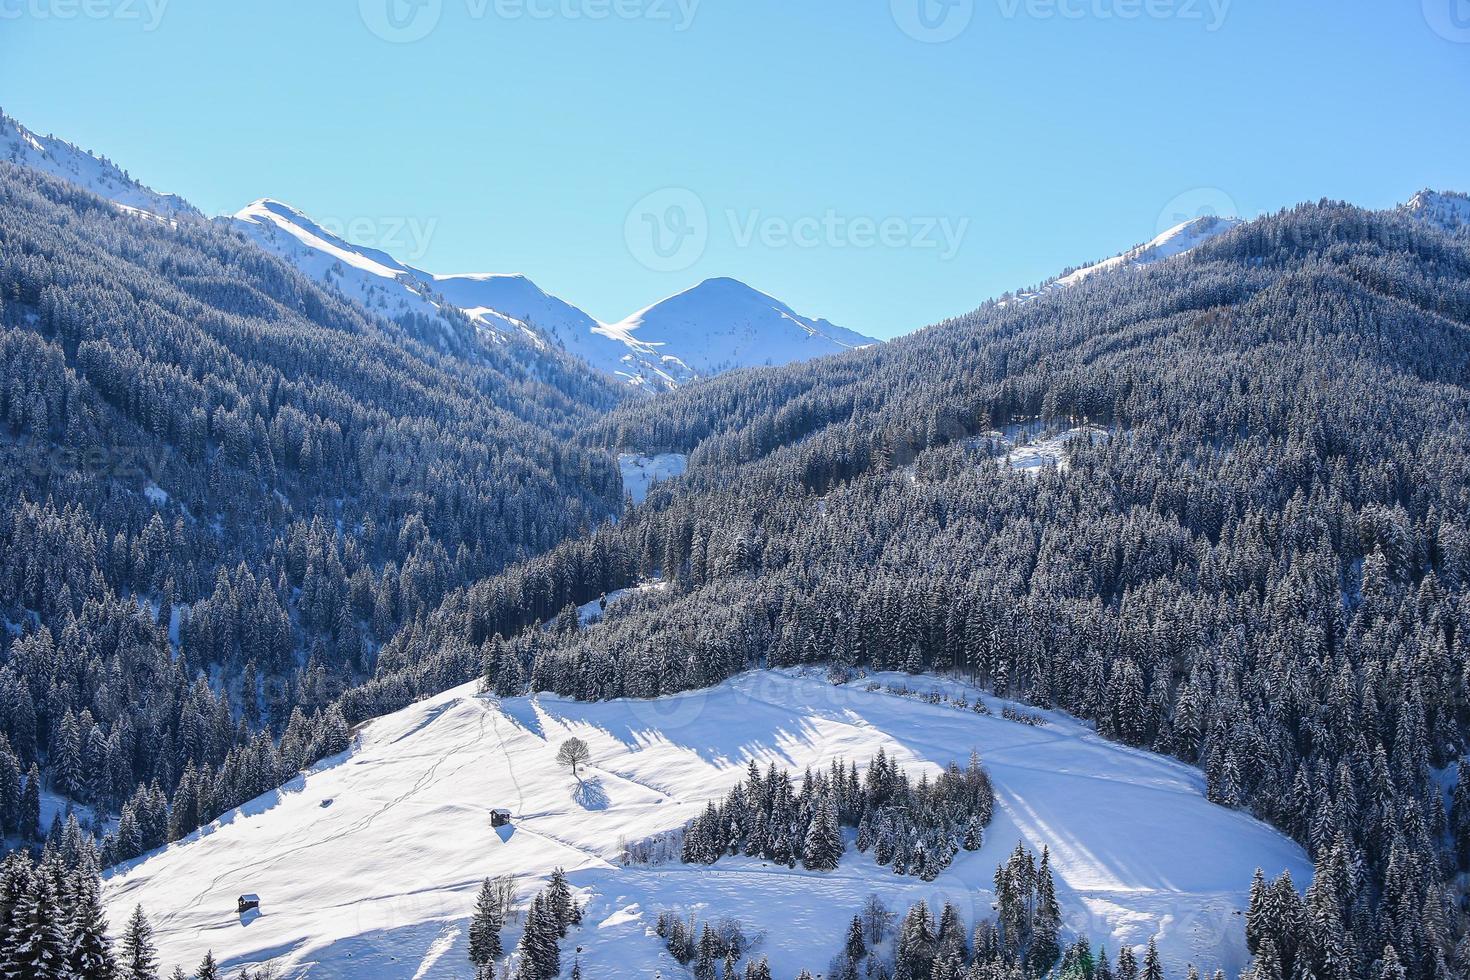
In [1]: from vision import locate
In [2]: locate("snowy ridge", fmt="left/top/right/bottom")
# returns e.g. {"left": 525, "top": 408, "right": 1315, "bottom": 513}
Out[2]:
{"left": 103, "top": 670, "right": 1310, "bottom": 980}
{"left": 226, "top": 199, "right": 530, "bottom": 353}
{"left": 1400, "top": 189, "right": 1470, "bottom": 235}
{"left": 226, "top": 200, "right": 875, "bottom": 390}
{"left": 0, "top": 111, "right": 196, "bottom": 220}
{"left": 598, "top": 278, "right": 879, "bottom": 381}
{"left": 1001, "top": 215, "right": 1243, "bottom": 307}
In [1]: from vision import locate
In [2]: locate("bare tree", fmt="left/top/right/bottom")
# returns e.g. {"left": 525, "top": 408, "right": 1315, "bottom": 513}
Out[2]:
{"left": 556, "top": 737, "right": 591, "bottom": 780}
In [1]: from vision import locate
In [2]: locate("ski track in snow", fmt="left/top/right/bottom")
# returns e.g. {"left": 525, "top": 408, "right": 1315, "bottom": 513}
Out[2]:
{"left": 104, "top": 671, "right": 1310, "bottom": 980}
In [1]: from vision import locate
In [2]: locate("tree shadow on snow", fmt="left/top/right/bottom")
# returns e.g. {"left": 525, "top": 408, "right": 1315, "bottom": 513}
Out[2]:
{"left": 572, "top": 777, "right": 611, "bottom": 811}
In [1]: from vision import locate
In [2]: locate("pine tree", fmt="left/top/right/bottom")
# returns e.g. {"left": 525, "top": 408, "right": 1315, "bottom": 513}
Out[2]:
{"left": 468, "top": 878, "right": 504, "bottom": 967}
{"left": 845, "top": 914, "right": 867, "bottom": 962}
{"left": 19, "top": 766, "right": 41, "bottom": 842}
{"left": 513, "top": 892, "right": 560, "bottom": 980}
{"left": 1140, "top": 938, "right": 1164, "bottom": 980}
{"left": 2, "top": 872, "right": 70, "bottom": 979}
{"left": 1116, "top": 944, "right": 1138, "bottom": 980}
{"left": 193, "top": 951, "right": 221, "bottom": 980}
{"left": 65, "top": 873, "right": 117, "bottom": 980}
{"left": 802, "top": 793, "right": 843, "bottom": 871}
{"left": 545, "top": 868, "right": 577, "bottom": 936}
{"left": 1029, "top": 846, "right": 1062, "bottom": 974}
{"left": 118, "top": 905, "right": 159, "bottom": 980}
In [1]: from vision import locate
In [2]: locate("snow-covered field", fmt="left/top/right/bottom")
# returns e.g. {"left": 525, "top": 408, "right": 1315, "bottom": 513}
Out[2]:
{"left": 618, "top": 452, "right": 689, "bottom": 504}
{"left": 102, "top": 671, "right": 1309, "bottom": 980}
{"left": 1004, "top": 425, "right": 1112, "bottom": 475}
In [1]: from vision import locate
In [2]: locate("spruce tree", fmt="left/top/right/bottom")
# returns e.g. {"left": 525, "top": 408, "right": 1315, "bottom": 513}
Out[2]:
{"left": 65, "top": 873, "right": 117, "bottom": 980}
{"left": 801, "top": 794, "right": 843, "bottom": 871}
{"left": 845, "top": 915, "right": 867, "bottom": 962}
{"left": 1028, "top": 846, "right": 1062, "bottom": 974}
{"left": 468, "top": 878, "right": 504, "bottom": 967}
{"left": 2, "top": 872, "right": 70, "bottom": 979}
{"left": 1140, "top": 938, "right": 1164, "bottom": 980}
{"left": 194, "top": 952, "right": 221, "bottom": 980}
{"left": 118, "top": 905, "right": 159, "bottom": 980}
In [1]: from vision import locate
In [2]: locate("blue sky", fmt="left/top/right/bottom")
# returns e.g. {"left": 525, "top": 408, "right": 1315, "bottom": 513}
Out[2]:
{"left": 3, "top": 0, "right": 1469, "bottom": 339}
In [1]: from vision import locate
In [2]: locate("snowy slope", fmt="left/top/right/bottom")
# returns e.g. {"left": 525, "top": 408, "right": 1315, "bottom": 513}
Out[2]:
{"left": 600, "top": 278, "right": 877, "bottom": 379}
{"left": 0, "top": 112, "right": 197, "bottom": 220}
{"left": 227, "top": 199, "right": 531, "bottom": 353}
{"left": 1002, "top": 215, "right": 1242, "bottom": 307}
{"left": 103, "top": 670, "right": 1310, "bottom": 980}
{"left": 426, "top": 272, "right": 687, "bottom": 388}
{"left": 618, "top": 452, "right": 689, "bottom": 504}
{"left": 226, "top": 200, "right": 873, "bottom": 389}
{"left": 1401, "top": 189, "right": 1470, "bottom": 235}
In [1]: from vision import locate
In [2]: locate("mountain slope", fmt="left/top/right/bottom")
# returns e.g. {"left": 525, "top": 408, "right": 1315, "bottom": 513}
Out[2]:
{"left": 1401, "top": 188, "right": 1470, "bottom": 235}
{"left": 1001, "top": 214, "right": 1243, "bottom": 306}
{"left": 228, "top": 198, "right": 877, "bottom": 390}
{"left": 0, "top": 110, "right": 197, "bottom": 220}
{"left": 104, "top": 670, "right": 1308, "bottom": 979}
{"left": 597, "top": 277, "right": 877, "bottom": 380}
{"left": 369, "top": 199, "right": 1470, "bottom": 979}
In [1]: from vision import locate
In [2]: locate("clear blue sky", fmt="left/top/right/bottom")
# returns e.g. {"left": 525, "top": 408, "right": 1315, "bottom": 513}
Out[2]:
{"left": 3, "top": 0, "right": 1469, "bottom": 339}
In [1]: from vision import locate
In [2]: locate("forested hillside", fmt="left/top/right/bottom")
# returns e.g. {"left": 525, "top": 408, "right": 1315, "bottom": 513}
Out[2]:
{"left": 368, "top": 201, "right": 1470, "bottom": 978}
{"left": 0, "top": 161, "right": 626, "bottom": 864}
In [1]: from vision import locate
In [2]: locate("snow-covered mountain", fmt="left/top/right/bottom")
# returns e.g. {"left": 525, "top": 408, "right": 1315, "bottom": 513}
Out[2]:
{"left": 1401, "top": 188, "right": 1470, "bottom": 235}
{"left": 600, "top": 277, "right": 878, "bottom": 379}
{"left": 1001, "top": 214, "right": 1244, "bottom": 307}
{"left": 103, "top": 669, "right": 1308, "bottom": 980}
{"left": 228, "top": 198, "right": 875, "bottom": 390}
{"left": 0, "top": 111, "right": 197, "bottom": 220}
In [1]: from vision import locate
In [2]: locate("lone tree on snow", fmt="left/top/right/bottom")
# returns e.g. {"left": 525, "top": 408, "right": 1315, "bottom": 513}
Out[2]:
{"left": 556, "top": 737, "right": 591, "bottom": 780}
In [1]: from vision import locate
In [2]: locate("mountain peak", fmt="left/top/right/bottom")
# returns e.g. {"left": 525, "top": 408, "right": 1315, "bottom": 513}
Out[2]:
{"left": 1400, "top": 189, "right": 1470, "bottom": 234}
{"left": 0, "top": 110, "right": 196, "bottom": 220}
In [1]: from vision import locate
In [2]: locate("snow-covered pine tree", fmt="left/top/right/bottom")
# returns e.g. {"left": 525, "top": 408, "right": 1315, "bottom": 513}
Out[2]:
{"left": 545, "top": 868, "right": 577, "bottom": 936}
{"left": 1, "top": 871, "right": 70, "bottom": 979}
{"left": 468, "top": 877, "right": 504, "bottom": 968}
{"left": 193, "top": 951, "right": 221, "bottom": 980}
{"left": 802, "top": 792, "right": 843, "bottom": 871}
{"left": 65, "top": 871, "right": 117, "bottom": 980}
{"left": 1141, "top": 937, "right": 1164, "bottom": 980}
{"left": 118, "top": 905, "right": 159, "bottom": 980}
{"left": 513, "top": 892, "right": 560, "bottom": 980}
{"left": 1028, "top": 846, "right": 1061, "bottom": 974}
{"left": 845, "top": 915, "right": 866, "bottom": 962}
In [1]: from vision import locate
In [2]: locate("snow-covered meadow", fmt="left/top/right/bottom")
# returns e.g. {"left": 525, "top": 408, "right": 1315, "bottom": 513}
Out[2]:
{"left": 102, "top": 671, "right": 1308, "bottom": 979}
